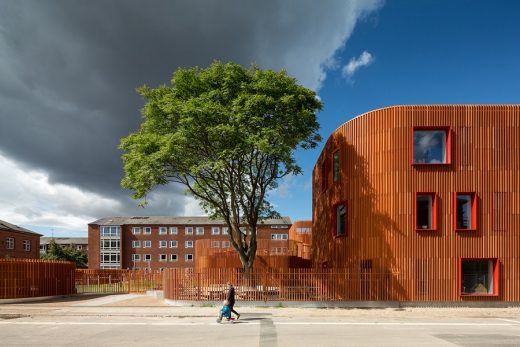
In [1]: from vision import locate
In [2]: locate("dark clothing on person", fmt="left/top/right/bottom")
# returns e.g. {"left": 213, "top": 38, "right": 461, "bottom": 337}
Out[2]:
{"left": 226, "top": 286, "right": 235, "bottom": 305}
{"left": 226, "top": 286, "right": 240, "bottom": 319}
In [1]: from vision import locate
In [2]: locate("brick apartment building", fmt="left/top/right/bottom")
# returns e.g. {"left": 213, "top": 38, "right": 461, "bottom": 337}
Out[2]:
{"left": 0, "top": 219, "right": 41, "bottom": 259}
{"left": 88, "top": 216, "right": 293, "bottom": 270}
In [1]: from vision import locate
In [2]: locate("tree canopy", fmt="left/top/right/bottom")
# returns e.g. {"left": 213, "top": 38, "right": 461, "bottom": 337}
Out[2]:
{"left": 41, "top": 239, "right": 88, "bottom": 268}
{"left": 120, "top": 61, "right": 322, "bottom": 270}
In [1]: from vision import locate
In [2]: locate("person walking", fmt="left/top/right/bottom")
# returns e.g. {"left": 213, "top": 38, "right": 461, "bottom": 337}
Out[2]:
{"left": 226, "top": 282, "right": 240, "bottom": 320}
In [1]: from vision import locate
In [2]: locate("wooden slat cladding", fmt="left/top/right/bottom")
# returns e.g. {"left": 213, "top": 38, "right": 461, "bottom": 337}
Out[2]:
{"left": 163, "top": 268, "right": 398, "bottom": 301}
{"left": 312, "top": 105, "right": 520, "bottom": 301}
{"left": 0, "top": 259, "right": 75, "bottom": 299}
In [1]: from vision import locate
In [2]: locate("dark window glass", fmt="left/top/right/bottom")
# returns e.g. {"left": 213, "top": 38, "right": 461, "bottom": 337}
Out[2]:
{"left": 333, "top": 151, "right": 340, "bottom": 182}
{"left": 456, "top": 195, "right": 472, "bottom": 229}
{"left": 461, "top": 260, "right": 494, "bottom": 295}
{"left": 416, "top": 194, "right": 433, "bottom": 229}
{"left": 336, "top": 204, "right": 346, "bottom": 236}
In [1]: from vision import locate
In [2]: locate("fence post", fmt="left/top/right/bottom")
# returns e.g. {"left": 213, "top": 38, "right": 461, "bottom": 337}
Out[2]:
{"left": 197, "top": 272, "right": 201, "bottom": 301}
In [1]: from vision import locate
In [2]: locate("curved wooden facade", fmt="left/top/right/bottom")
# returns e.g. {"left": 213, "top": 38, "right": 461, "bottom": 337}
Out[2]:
{"left": 312, "top": 105, "right": 520, "bottom": 301}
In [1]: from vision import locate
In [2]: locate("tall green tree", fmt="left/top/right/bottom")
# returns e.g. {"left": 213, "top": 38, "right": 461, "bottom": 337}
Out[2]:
{"left": 120, "top": 61, "right": 322, "bottom": 271}
{"left": 41, "top": 239, "right": 88, "bottom": 268}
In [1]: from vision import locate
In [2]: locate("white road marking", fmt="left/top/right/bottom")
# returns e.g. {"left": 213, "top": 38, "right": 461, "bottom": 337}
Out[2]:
{"left": 0, "top": 321, "right": 515, "bottom": 327}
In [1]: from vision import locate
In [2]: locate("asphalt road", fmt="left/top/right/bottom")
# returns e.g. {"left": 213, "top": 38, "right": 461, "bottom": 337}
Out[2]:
{"left": 1, "top": 295, "right": 520, "bottom": 347}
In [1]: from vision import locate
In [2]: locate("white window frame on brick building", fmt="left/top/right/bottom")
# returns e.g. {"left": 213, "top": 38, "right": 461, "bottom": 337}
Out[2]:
{"left": 185, "top": 254, "right": 194, "bottom": 262}
{"left": 170, "top": 254, "right": 178, "bottom": 262}
{"left": 169, "top": 227, "right": 178, "bottom": 235}
{"left": 196, "top": 227, "right": 204, "bottom": 235}
{"left": 143, "top": 240, "right": 152, "bottom": 248}
{"left": 170, "top": 240, "right": 178, "bottom": 248}
{"left": 132, "top": 240, "right": 141, "bottom": 248}
{"left": 271, "top": 233, "right": 288, "bottom": 240}
{"left": 185, "top": 240, "right": 193, "bottom": 248}
{"left": 23, "top": 240, "right": 30, "bottom": 251}
{"left": 185, "top": 227, "right": 193, "bottom": 235}
{"left": 143, "top": 227, "right": 152, "bottom": 235}
{"left": 211, "top": 226, "right": 220, "bottom": 235}
{"left": 132, "top": 227, "right": 141, "bottom": 235}
{"left": 159, "top": 227, "right": 167, "bottom": 235}
{"left": 159, "top": 254, "right": 167, "bottom": 262}
{"left": 159, "top": 240, "right": 167, "bottom": 248}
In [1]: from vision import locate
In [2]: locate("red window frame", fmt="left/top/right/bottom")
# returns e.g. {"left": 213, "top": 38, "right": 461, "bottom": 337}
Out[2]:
{"left": 411, "top": 126, "right": 452, "bottom": 166}
{"left": 331, "top": 201, "right": 347, "bottom": 238}
{"left": 458, "top": 257, "right": 499, "bottom": 297}
{"left": 414, "top": 192, "right": 437, "bottom": 231}
{"left": 454, "top": 192, "right": 477, "bottom": 231}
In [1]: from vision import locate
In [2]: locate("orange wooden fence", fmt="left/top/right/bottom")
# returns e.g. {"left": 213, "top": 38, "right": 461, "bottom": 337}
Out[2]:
{"left": 163, "top": 268, "right": 398, "bottom": 301}
{"left": 75, "top": 269, "right": 163, "bottom": 294}
{"left": 0, "top": 259, "right": 75, "bottom": 299}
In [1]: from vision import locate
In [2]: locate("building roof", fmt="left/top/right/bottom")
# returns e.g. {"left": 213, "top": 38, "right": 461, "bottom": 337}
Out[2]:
{"left": 40, "top": 237, "right": 88, "bottom": 245}
{"left": 0, "top": 219, "right": 42, "bottom": 236}
{"left": 89, "top": 216, "right": 292, "bottom": 226}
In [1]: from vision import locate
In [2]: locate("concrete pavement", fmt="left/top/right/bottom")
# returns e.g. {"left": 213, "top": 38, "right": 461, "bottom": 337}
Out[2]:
{"left": 2, "top": 294, "right": 520, "bottom": 346}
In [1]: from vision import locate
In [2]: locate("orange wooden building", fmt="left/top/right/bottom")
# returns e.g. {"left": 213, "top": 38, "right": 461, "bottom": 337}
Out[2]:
{"left": 312, "top": 105, "right": 520, "bottom": 301}
{"left": 194, "top": 220, "right": 312, "bottom": 269}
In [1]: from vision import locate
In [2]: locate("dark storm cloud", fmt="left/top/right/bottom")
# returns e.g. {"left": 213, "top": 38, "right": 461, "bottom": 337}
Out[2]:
{"left": 0, "top": 0, "right": 381, "bottom": 221}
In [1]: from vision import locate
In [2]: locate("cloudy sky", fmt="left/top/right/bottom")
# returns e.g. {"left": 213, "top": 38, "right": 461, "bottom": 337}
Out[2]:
{"left": 1, "top": 0, "right": 519, "bottom": 237}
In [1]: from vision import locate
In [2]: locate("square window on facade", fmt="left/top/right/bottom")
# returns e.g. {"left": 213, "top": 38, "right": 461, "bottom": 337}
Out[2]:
{"left": 159, "top": 227, "right": 167, "bottom": 235}
{"left": 159, "top": 254, "right": 167, "bottom": 262}
{"left": 143, "top": 227, "right": 151, "bottom": 235}
{"left": 170, "top": 241, "right": 178, "bottom": 248}
{"left": 143, "top": 240, "right": 151, "bottom": 248}
{"left": 185, "top": 240, "right": 193, "bottom": 248}
{"left": 454, "top": 192, "right": 477, "bottom": 230}
{"left": 211, "top": 227, "right": 220, "bottom": 235}
{"left": 185, "top": 254, "right": 194, "bottom": 262}
{"left": 460, "top": 258, "right": 498, "bottom": 296}
{"left": 185, "top": 227, "right": 193, "bottom": 235}
{"left": 415, "top": 193, "right": 436, "bottom": 230}
{"left": 132, "top": 254, "right": 140, "bottom": 262}
{"left": 143, "top": 254, "right": 151, "bottom": 261}
{"left": 222, "top": 241, "right": 230, "bottom": 248}
{"left": 211, "top": 241, "right": 220, "bottom": 248}
{"left": 132, "top": 227, "right": 141, "bottom": 235}
{"left": 23, "top": 240, "right": 30, "bottom": 251}
{"left": 159, "top": 240, "right": 167, "bottom": 248}
{"left": 222, "top": 227, "right": 229, "bottom": 235}
{"left": 170, "top": 254, "right": 178, "bottom": 262}
{"left": 413, "top": 127, "right": 451, "bottom": 165}
{"left": 334, "top": 203, "right": 347, "bottom": 237}
{"left": 333, "top": 150, "right": 340, "bottom": 182}
{"left": 132, "top": 241, "right": 141, "bottom": 248}
{"left": 170, "top": 227, "right": 178, "bottom": 235}
{"left": 196, "top": 227, "right": 204, "bottom": 235}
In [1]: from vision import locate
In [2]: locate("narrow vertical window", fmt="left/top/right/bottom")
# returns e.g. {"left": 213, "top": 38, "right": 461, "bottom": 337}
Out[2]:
{"left": 333, "top": 150, "right": 340, "bottom": 182}
{"left": 454, "top": 193, "right": 477, "bottom": 230}
{"left": 334, "top": 202, "right": 347, "bottom": 237}
{"left": 415, "top": 193, "right": 436, "bottom": 230}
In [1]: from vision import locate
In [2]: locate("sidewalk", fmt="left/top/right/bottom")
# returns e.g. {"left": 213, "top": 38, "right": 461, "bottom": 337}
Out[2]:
{"left": 2, "top": 294, "right": 520, "bottom": 320}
